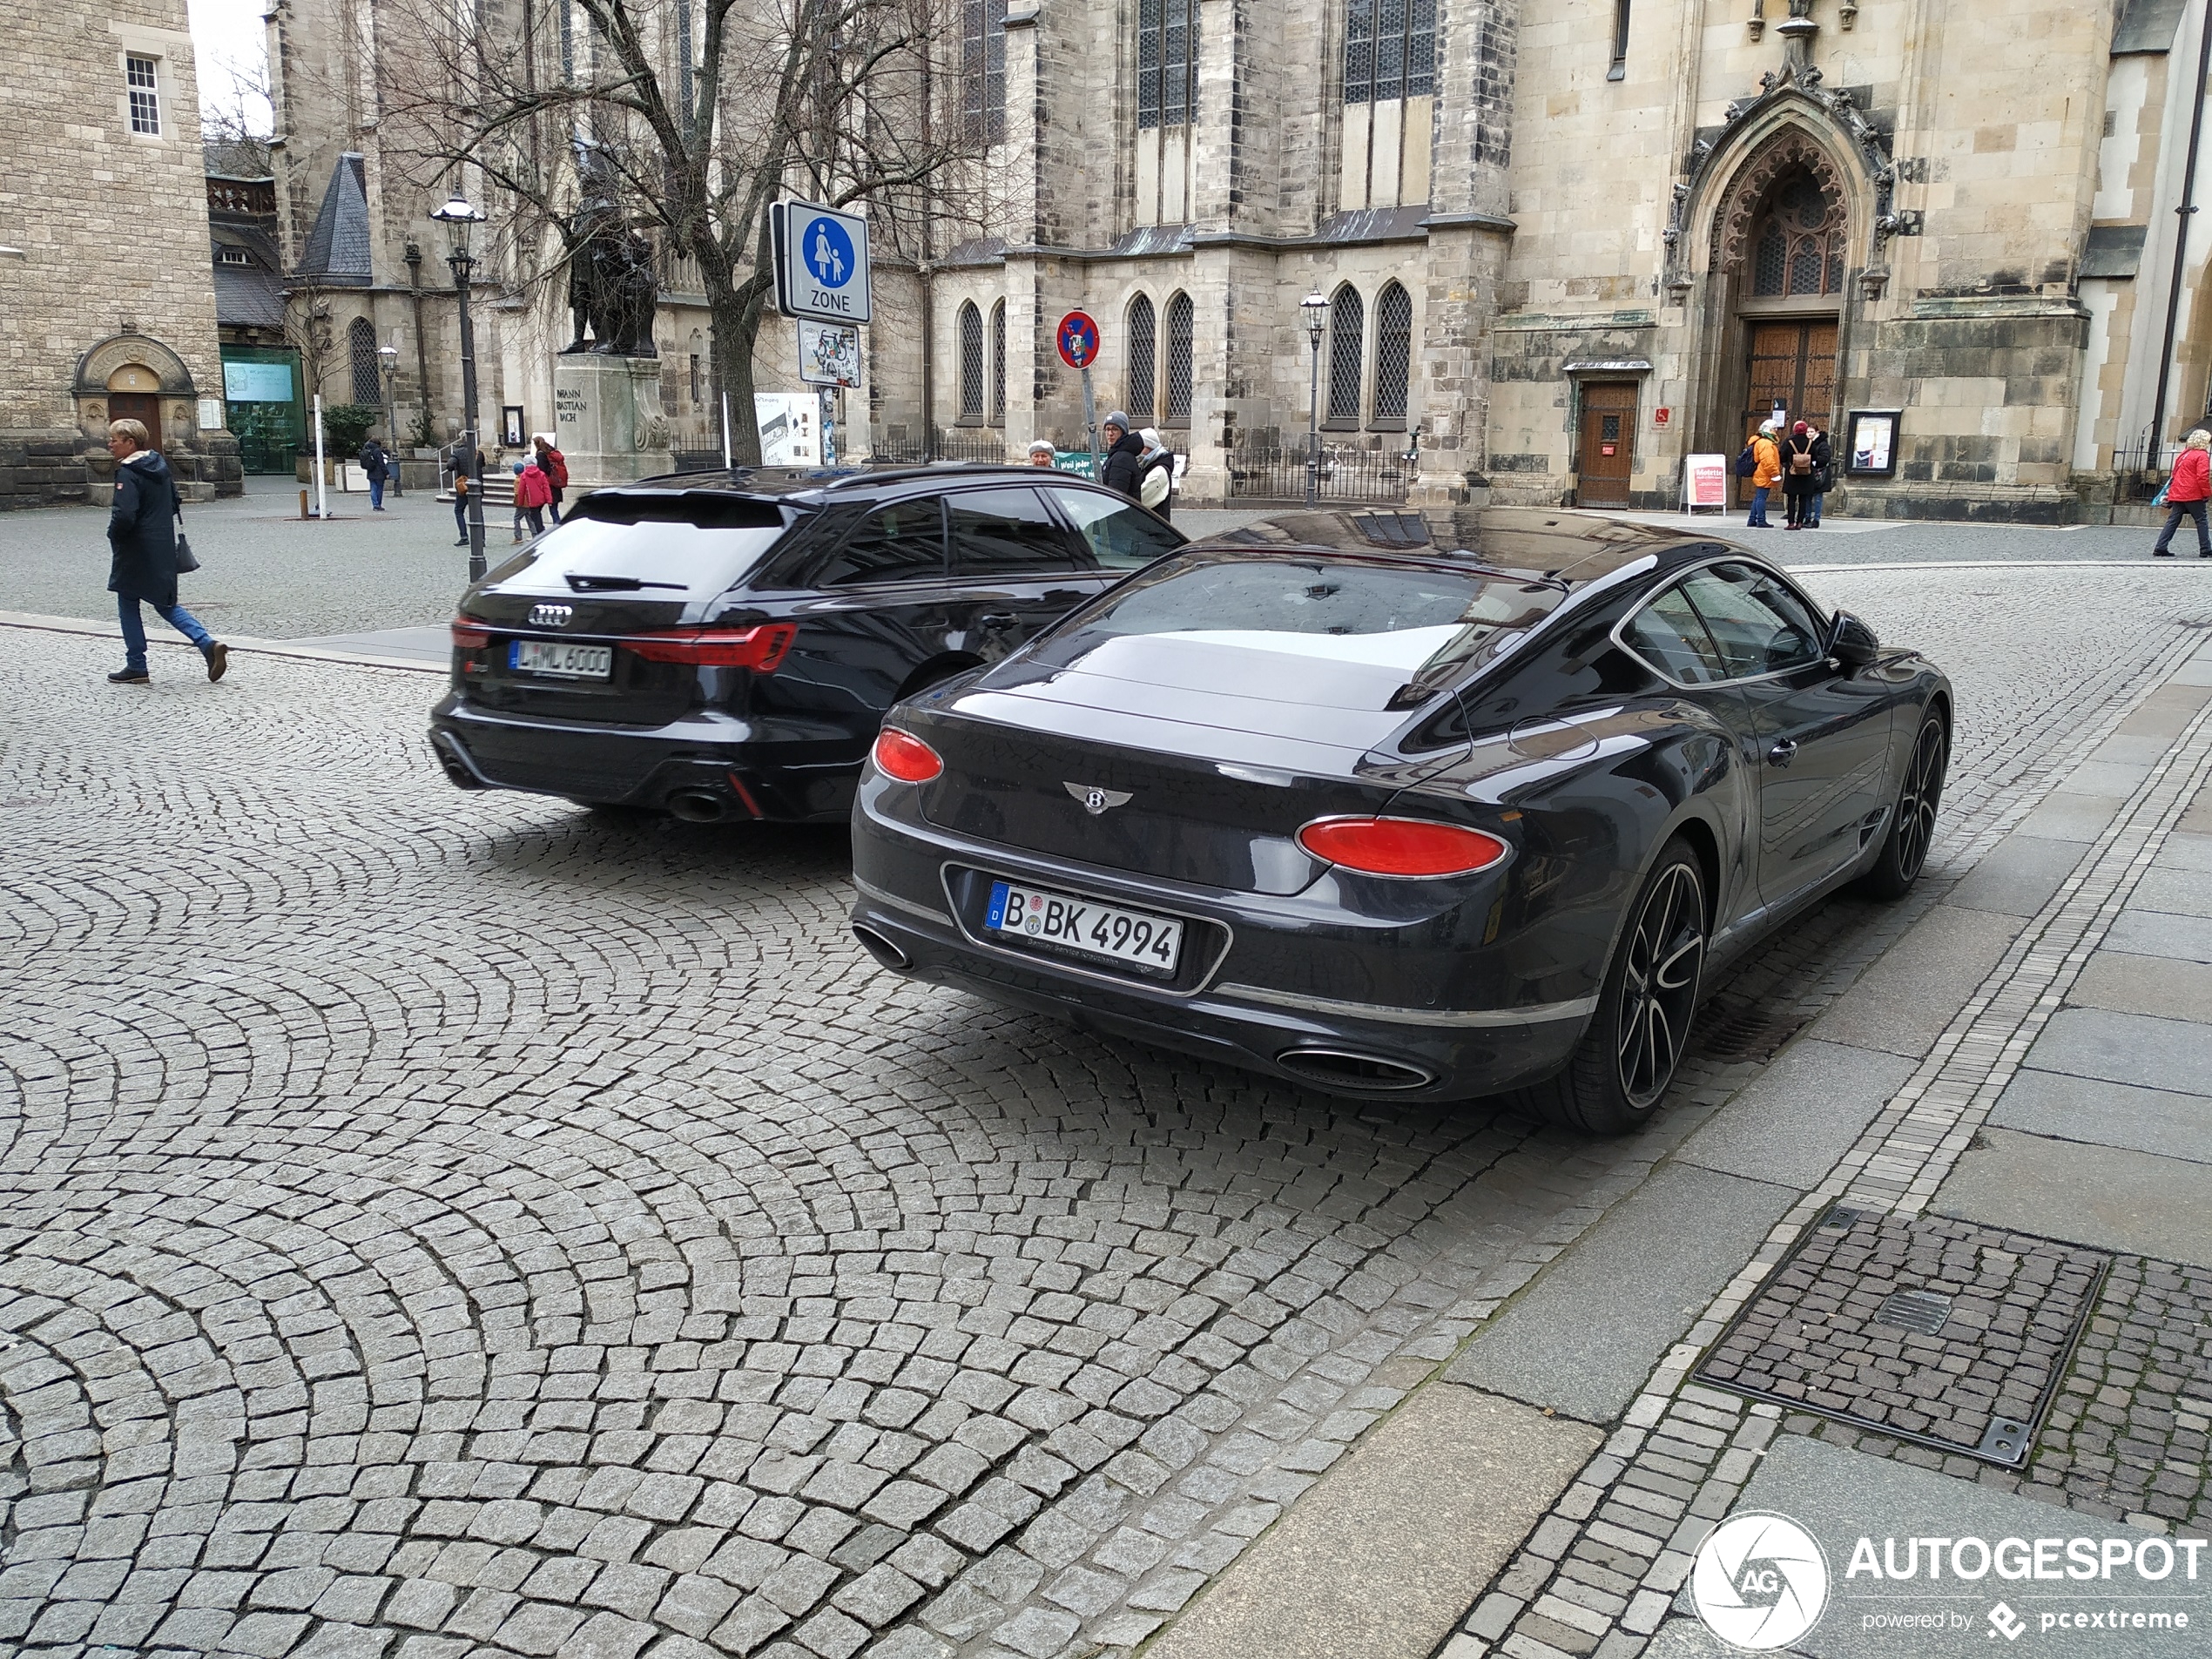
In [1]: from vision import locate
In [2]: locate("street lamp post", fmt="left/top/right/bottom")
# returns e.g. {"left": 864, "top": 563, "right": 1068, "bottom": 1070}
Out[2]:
{"left": 432, "top": 192, "right": 489, "bottom": 581}
{"left": 377, "top": 342, "right": 401, "bottom": 498}
{"left": 1300, "top": 291, "right": 1329, "bottom": 508}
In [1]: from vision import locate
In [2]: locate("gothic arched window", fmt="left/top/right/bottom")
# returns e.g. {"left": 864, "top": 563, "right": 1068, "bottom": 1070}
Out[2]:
{"left": 1373, "top": 281, "right": 1413, "bottom": 422}
{"left": 1750, "top": 173, "right": 1844, "bottom": 298}
{"left": 1127, "top": 295, "right": 1157, "bottom": 421}
{"left": 1327, "top": 285, "right": 1365, "bottom": 422}
{"left": 1164, "top": 292, "right": 1194, "bottom": 424}
{"left": 957, "top": 301, "right": 984, "bottom": 418}
{"left": 990, "top": 300, "right": 1007, "bottom": 424}
{"left": 348, "top": 317, "right": 382, "bottom": 405}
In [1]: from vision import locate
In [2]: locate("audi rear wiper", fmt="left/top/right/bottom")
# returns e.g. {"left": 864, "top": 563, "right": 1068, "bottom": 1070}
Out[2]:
{"left": 563, "top": 573, "right": 688, "bottom": 592}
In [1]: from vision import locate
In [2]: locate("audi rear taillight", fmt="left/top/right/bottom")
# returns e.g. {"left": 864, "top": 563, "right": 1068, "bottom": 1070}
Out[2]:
{"left": 1297, "top": 816, "right": 1510, "bottom": 879}
{"left": 622, "top": 624, "right": 797, "bottom": 671}
{"left": 451, "top": 617, "right": 492, "bottom": 649}
{"left": 873, "top": 728, "right": 943, "bottom": 784}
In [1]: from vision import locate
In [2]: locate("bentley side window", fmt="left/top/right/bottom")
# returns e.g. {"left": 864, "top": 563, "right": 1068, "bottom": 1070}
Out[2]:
{"left": 1621, "top": 583, "right": 1729, "bottom": 685}
{"left": 1681, "top": 563, "right": 1825, "bottom": 678}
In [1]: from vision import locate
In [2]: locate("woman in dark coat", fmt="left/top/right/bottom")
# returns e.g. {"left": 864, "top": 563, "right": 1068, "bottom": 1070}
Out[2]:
{"left": 105, "top": 419, "right": 227, "bottom": 685}
{"left": 1781, "top": 420, "right": 1830, "bottom": 530}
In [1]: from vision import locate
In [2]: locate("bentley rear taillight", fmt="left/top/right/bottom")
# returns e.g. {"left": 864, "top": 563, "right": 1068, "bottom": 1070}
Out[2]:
{"left": 621, "top": 624, "right": 797, "bottom": 671}
{"left": 872, "top": 728, "right": 943, "bottom": 784}
{"left": 1297, "top": 816, "right": 1510, "bottom": 879}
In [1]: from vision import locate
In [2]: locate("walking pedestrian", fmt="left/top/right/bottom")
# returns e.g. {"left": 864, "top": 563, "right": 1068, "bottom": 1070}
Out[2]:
{"left": 514, "top": 455, "right": 553, "bottom": 538}
{"left": 1781, "top": 420, "right": 1827, "bottom": 529}
{"left": 533, "top": 435, "right": 569, "bottom": 525}
{"left": 1027, "top": 439, "right": 1056, "bottom": 468}
{"left": 1100, "top": 412, "right": 1146, "bottom": 500}
{"left": 1138, "top": 427, "right": 1176, "bottom": 523}
{"left": 1746, "top": 421, "right": 1781, "bottom": 527}
{"left": 2153, "top": 428, "right": 2212, "bottom": 556}
{"left": 359, "top": 435, "right": 391, "bottom": 511}
{"left": 452, "top": 448, "right": 484, "bottom": 546}
{"left": 1808, "top": 419, "right": 1831, "bottom": 527}
{"left": 103, "top": 419, "right": 227, "bottom": 685}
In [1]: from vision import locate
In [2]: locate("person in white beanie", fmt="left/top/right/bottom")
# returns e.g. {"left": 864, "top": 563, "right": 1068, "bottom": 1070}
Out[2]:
{"left": 1137, "top": 427, "right": 1176, "bottom": 521}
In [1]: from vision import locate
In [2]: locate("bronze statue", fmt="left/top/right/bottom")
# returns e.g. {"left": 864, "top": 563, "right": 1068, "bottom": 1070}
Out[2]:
{"left": 562, "top": 138, "right": 659, "bottom": 358}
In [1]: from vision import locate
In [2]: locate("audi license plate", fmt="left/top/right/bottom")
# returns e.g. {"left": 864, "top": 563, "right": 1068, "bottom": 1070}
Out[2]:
{"left": 511, "top": 639, "right": 612, "bottom": 679}
{"left": 987, "top": 880, "right": 1183, "bottom": 974}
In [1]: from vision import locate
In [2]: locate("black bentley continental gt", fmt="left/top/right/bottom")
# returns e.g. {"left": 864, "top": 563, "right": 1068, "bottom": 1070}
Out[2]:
{"left": 430, "top": 466, "right": 1184, "bottom": 822}
{"left": 846, "top": 508, "right": 1951, "bottom": 1132}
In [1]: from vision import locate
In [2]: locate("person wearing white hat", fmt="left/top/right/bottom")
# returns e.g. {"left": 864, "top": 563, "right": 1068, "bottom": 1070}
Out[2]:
{"left": 1028, "top": 438, "right": 1056, "bottom": 468}
{"left": 1137, "top": 427, "right": 1176, "bottom": 521}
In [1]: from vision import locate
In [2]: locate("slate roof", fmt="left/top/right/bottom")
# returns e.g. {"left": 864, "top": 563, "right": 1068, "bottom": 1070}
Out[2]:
{"left": 296, "top": 152, "right": 374, "bottom": 287}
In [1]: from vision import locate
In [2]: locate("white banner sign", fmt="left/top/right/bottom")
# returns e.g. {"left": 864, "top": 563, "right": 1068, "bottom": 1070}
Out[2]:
{"left": 798, "top": 320, "right": 861, "bottom": 388}
{"left": 755, "top": 393, "right": 819, "bottom": 466}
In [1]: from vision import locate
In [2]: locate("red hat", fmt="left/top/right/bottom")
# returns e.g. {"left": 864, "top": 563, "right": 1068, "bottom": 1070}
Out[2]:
{"left": 1792, "top": 421, "right": 1809, "bottom": 435}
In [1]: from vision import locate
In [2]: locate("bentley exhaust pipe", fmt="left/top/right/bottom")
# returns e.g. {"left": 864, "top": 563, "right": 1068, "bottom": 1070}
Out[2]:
{"left": 851, "top": 924, "right": 913, "bottom": 971}
{"left": 666, "top": 790, "right": 730, "bottom": 823}
{"left": 1275, "top": 1048, "right": 1436, "bottom": 1091}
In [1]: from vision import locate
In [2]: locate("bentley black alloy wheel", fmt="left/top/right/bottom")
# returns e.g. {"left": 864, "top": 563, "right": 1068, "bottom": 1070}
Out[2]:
{"left": 1516, "top": 836, "right": 1707, "bottom": 1134}
{"left": 1858, "top": 711, "right": 1947, "bottom": 900}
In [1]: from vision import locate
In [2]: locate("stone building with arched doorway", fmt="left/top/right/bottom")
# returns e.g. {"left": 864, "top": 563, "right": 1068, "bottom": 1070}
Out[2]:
{"left": 0, "top": 0, "right": 239, "bottom": 506}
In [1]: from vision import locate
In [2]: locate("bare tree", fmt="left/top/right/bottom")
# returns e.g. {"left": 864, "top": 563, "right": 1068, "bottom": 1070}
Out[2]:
{"left": 375, "top": 0, "right": 989, "bottom": 463}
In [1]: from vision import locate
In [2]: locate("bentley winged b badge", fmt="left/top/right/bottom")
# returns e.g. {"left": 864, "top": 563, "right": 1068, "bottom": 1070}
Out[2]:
{"left": 1064, "top": 782, "right": 1133, "bottom": 817}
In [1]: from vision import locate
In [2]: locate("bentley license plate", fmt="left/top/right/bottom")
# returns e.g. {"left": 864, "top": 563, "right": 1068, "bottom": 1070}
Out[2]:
{"left": 511, "top": 639, "right": 612, "bottom": 679}
{"left": 987, "top": 880, "right": 1183, "bottom": 974}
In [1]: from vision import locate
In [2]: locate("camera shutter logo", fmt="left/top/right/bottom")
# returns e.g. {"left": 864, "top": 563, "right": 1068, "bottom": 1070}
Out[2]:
{"left": 1690, "top": 1512, "right": 1830, "bottom": 1650}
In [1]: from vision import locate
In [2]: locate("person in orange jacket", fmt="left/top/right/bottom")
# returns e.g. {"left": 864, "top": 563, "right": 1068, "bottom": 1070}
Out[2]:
{"left": 1747, "top": 421, "right": 1782, "bottom": 527}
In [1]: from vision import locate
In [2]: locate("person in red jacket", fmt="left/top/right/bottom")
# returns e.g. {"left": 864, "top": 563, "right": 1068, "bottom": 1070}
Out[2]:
{"left": 514, "top": 455, "right": 554, "bottom": 538}
{"left": 2155, "top": 428, "right": 2212, "bottom": 556}
{"left": 534, "top": 436, "right": 570, "bottom": 525}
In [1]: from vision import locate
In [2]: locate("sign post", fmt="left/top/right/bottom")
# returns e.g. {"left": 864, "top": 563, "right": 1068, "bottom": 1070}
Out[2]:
{"left": 1056, "top": 310, "right": 1103, "bottom": 477}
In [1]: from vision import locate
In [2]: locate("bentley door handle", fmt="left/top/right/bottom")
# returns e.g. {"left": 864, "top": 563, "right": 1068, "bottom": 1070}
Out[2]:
{"left": 1767, "top": 738, "right": 1799, "bottom": 767}
{"left": 978, "top": 611, "right": 1016, "bottom": 631}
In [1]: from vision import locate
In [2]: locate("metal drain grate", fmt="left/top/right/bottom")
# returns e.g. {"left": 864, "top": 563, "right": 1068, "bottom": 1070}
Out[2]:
{"left": 1694, "top": 1208, "right": 2109, "bottom": 1467}
{"left": 1692, "top": 1000, "right": 1814, "bottom": 1063}
{"left": 1873, "top": 1289, "right": 1953, "bottom": 1335}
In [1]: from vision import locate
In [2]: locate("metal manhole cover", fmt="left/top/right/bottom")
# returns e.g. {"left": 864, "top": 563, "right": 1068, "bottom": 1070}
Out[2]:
{"left": 1694, "top": 1208, "right": 2109, "bottom": 1467}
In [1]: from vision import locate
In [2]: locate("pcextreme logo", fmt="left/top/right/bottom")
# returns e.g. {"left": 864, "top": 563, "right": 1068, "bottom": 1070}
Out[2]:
{"left": 1691, "top": 1511, "right": 1831, "bottom": 1649}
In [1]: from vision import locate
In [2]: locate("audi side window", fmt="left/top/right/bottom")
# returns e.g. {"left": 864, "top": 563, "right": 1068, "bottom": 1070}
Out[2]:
{"left": 1622, "top": 583, "right": 1730, "bottom": 685}
{"left": 947, "top": 488, "right": 1082, "bottom": 577}
{"left": 1045, "top": 485, "right": 1184, "bottom": 570}
{"left": 1681, "top": 564, "right": 1825, "bottom": 678}
{"left": 815, "top": 500, "right": 946, "bottom": 585}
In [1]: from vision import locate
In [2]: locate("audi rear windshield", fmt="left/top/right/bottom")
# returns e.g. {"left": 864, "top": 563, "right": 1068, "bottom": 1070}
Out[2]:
{"left": 482, "top": 496, "right": 793, "bottom": 599}
{"left": 1045, "top": 553, "right": 1565, "bottom": 683}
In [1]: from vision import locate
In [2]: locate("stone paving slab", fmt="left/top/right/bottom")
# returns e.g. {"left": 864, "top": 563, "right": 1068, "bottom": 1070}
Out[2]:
{"left": 1142, "top": 1384, "right": 1596, "bottom": 1659}
{"left": 2101, "top": 908, "right": 2212, "bottom": 963}
{"left": 2159, "top": 831, "right": 2212, "bottom": 872}
{"left": 1940, "top": 834, "right": 2091, "bottom": 920}
{"left": 1989, "top": 1069, "right": 2212, "bottom": 1166}
{"left": 2010, "top": 792, "right": 2130, "bottom": 843}
{"left": 1676, "top": 1042, "right": 1914, "bottom": 1192}
{"left": 2062, "top": 949, "right": 2212, "bottom": 1024}
{"left": 1444, "top": 1165, "right": 1797, "bottom": 1425}
{"left": 2017, "top": 1007, "right": 2212, "bottom": 1096}
{"left": 1800, "top": 907, "right": 2024, "bottom": 1060}
{"left": 1935, "top": 1130, "right": 2212, "bottom": 1271}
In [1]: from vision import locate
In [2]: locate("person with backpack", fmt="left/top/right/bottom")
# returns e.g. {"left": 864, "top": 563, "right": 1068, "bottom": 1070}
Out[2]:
{"left": 358, "top": 436, "right": 391, "bottom": 510}
{"left": 1781, "top": 420, "right": 1829, "bottom": 529}
{"left": 1138, "top": 427, "right": 1176, "bottom": 522}
{"left": 533, "top": 435, "right": 570, "bottom": 525}
{"left": 1739, "top": 421, "right": 1781, "bottom": 527}
{"left": 2153, "top": 428, "right": 2212, "bottom": 556}
{"left": 103, "top": 418, "right": 228, "bottom": 685}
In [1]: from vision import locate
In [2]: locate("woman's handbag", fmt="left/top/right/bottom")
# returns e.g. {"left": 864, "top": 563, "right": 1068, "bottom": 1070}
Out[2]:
{"left": 172, "top": 496, "right": 200, "bottom": 574}
{"left": 2154, "top": 475, "right": 2172, "bottom": 508}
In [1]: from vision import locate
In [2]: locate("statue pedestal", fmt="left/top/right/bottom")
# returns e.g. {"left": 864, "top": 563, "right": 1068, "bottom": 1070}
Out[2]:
{"left": 553, "top": 355, "right": 672, "bottom": 488}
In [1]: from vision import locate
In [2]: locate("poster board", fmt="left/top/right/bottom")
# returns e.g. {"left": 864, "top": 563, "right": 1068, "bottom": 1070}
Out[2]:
{"left": 798, "top": 320, "right": 861, "bottom": 388}
{"left": 1845, "top": 410, "right": 1900, "bottom": 476}
{"left": 1683, "top": 453, "right": 1730, "bottom": 512}
{"left": 754, "top": 393, "right": 820, "bottom": 466}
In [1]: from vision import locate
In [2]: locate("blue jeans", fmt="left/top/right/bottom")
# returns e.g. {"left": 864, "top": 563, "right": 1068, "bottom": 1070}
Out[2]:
{"left": 1811, "top": 492, "right": 1824, "bottom": 525}
{"left": 118, "top": 593, "right": 213, "bottom": 672}
{"left": 1748, "top": 485, "right": 1771, "bottom": 526}
{"left": 368, "top": 475, "right": 385, "bottom": 509}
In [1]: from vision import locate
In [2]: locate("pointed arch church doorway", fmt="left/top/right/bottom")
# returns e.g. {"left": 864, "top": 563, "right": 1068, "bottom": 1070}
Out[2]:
{"left": 1727, "top": 162, "right": 1846, "bottom": 502}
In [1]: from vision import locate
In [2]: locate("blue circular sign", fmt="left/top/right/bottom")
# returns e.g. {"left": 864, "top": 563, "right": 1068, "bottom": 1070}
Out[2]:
{"left": 802, "top": 216, "right": 857, "bottom": 289}
{"left": 1057, "top": 310, "right": 1100, "bottom": 369}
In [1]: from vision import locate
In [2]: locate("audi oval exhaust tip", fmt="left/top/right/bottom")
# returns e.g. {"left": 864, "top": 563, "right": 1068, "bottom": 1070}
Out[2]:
{"left": 852, "top": 924, "right": 913, "bottom": 971}
{"left": 1275, "top": 1048, "right": 1436, "bottom": 1092}
{"left": 666, "top": 790, "right": 730, "bottom": 824}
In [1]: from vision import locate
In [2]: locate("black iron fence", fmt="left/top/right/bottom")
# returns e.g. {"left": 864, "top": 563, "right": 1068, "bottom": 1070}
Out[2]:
{"left": 1224, "top": 438, "right": 1413, "bottom": 504}
{"left": 867, "top": 428, "right": 1008, "bottom": 466}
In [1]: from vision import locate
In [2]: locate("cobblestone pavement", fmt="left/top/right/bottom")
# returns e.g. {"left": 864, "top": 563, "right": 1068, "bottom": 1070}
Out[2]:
{"left": 1, "top": 563, "right": 2207, "bottom": 1659}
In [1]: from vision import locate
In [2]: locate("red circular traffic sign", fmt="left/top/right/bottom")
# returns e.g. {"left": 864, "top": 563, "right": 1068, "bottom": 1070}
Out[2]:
{"left": 1056, "top": 311, "right": 1100, "bottom": 369}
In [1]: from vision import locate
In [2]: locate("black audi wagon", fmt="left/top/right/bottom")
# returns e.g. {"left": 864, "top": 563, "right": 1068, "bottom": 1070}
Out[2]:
{"left": 849, "top": 508, "right": 1952, "bottom": 1132}
{"left": 429, "top": 466, "right": 1184, "bottom": 822}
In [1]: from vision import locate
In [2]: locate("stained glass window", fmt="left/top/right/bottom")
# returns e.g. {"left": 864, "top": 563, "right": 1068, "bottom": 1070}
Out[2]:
{"left": 1327, "top": 287, "right": 1365, "bottom": 422}
{"left": 1373, "top": 282, "right": 1413, "bottom": 421}
{"left": 1127, "top": 294, "right": 1157, "bottom": 421}
{"left": 958, "top": 302, "right": 984, "bottom": 418}
{"left": 1137, "top": 0, "right": 1198, "bottom": 130}
{"left": 1343, "top": 0, "right": 1434, "bottom": 104}
{"left": 348, "top": 317, "right": 382, "bottom": 406}
{"left": 990, "top": 300, "right": 1006, "bottom": 424}
{"left": 1164, "top": 293, "right": 1194, "bottom": 425}
{"left": 962, "top": 0, "right": 1008, "bottom": 145}
{"left": 1750, "top": 175, "right": 1842, "bottom": 298}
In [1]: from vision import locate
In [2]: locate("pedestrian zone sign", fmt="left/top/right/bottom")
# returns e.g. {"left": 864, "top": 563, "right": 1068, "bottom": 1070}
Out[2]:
{"left": 774, "top": 200, "right": 873, "bottom": 326}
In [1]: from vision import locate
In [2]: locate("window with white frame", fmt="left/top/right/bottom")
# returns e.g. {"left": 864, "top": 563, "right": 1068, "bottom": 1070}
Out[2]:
{"left": 1136, "top": 0, "right": 1198, "bottom": 131}
{"left": 1342, "top": 0, "right": 1435, "bottom": 105}
{"left": 126, "top": 54, "right": 160, "bottom": 136}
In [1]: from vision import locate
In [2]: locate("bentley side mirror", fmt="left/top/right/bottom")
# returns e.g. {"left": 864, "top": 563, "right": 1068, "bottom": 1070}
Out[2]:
{"left": 1829, "top": 610, "right": 1879, "bottom": 668}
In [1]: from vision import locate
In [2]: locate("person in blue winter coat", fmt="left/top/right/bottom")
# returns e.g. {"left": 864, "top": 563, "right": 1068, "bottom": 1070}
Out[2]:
{"left": 104, "top": 419, "right": 227, "bottom": 685}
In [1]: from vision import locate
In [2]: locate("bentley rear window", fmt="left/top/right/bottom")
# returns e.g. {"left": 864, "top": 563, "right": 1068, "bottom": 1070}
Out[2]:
{"left": 1064, "top": 554, "right": 1562, "bottom": 678}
